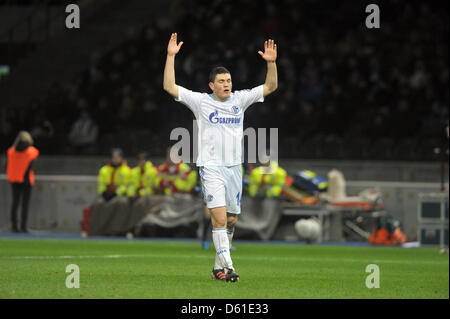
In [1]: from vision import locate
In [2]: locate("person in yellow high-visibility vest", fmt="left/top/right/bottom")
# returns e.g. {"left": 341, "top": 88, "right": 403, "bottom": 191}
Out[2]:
{"left": 88, "top": 148, "right": 132, "bottom": 237}
{"left": 97, "top": 148, "right": 131, "bottom": 201}
{"left": 127, "top": 152, "right": 158, "bottom": 197}
{"left": 153, "top": 148, "right": 197, "bottom": 195}
{"left": 248, "top": 156, "right": 287, "bottom": 198}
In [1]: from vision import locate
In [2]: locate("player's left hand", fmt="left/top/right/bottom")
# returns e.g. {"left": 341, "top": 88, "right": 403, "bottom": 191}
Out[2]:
{"left": 258, "top": 39, "right": 277, "bottom": 62}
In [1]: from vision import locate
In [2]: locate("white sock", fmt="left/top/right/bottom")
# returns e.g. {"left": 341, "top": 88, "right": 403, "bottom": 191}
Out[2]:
{"left": 212, "top": 228, "right": 233, "bottom": 270}
{"left": 227, "top": 228, "right": 234, "bottom": 247}
{"left": 214, "top": 229, "right": 234, "bottom": 269}
{"left": 214, "top": 255, "right": 222, "bottom": 270}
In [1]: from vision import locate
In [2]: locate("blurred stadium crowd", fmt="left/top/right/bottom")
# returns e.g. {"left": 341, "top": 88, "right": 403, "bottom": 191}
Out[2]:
{"left": 0, "top": 0, "right": 448, "bottom": 160}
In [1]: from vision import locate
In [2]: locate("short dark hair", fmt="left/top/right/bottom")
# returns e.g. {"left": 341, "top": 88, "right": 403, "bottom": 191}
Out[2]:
{"left": 111, "top": 148, "right": 123, "bottom": 158}
{"left": 209, "top": 66, "right": 230, "bottom": 83}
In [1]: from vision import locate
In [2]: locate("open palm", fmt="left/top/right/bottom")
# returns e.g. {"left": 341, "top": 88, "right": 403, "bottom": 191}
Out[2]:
{"left": 258, "top": 39, "right": 277, "bottom": 62}
{"left": 167, "top": 33, "right": 183, "bottom": 56}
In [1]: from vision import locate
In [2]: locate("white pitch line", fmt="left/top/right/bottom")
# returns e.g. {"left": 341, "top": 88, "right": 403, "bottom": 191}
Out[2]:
{"left": 0, "top": 255, "right": 124, "bottom": 260}
{"left": 0, "top": 254, "right": 447, "bottom": 266}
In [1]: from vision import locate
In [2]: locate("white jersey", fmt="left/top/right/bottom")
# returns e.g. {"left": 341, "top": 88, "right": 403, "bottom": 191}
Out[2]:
{"left": 175, "top": 85, "right": 264, "bottom": 166}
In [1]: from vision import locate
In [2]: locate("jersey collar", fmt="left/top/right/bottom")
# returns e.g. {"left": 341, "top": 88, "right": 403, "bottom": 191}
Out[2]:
{"left": 209, "top": 93, "right": 231, "bottom": 102}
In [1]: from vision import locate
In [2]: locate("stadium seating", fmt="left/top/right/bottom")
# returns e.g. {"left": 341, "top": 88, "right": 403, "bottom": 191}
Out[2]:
{"left": 0, "top": 0, "right": 448, "bottom": 162}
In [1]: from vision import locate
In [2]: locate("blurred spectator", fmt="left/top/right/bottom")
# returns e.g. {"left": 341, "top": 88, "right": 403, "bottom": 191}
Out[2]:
{"left": 369, "top": 216, "right": 407, "bottom": 245}
{"left": 6, "top": 131, "right": 39, "bottom": 233}
{"left": 29, "top": 110, "right": 54, "bottom": 154}
{"left": 247, "top": 154, "right": 287, "bottom": 198}
{"left": 1, "top": 1, "right": 448, "bottom": 160}
{"left": 127, "top": 152, "right": 158, "bottom": 197}
{"left": 126, "top": 152, "right": 159, "bottom": 235}
{"left": 67, "top": 110, "right": 99, "bottom": 154}
{"left": 97, "top": 148, "right": 131, "bottom": 201}
{"left": 30, "top": 113, "right": 54, "bottom": 141}
{"left": 88, "top": 148, "right": 131, "bottom": 236}
{"left": 153, "top": 148, "right": 197, "bottom": 195}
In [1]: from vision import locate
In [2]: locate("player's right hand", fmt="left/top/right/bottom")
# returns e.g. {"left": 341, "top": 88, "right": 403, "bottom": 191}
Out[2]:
{"left": 258, "top": 39, "right": 277, "bottom": 62}
{"left": 167, "top": 33, "right": 183, "bottom": 56}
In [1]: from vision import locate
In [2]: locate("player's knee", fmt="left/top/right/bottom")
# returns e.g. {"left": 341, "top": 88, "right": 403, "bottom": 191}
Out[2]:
{"left": 227, "top": 214, "right": 238, "bottom": 230}
{"left": 210, "top": 207, "right": 227, "bottom": 228}
{"left": 211, "top": 214, "right": 226, "bottom": 228}
{"left": 212, "top": 219, "right": 226, "bottom": 229}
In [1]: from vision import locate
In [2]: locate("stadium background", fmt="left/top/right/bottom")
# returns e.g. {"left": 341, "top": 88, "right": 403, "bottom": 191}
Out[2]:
{"left": 0, "top": 0, "right": 448, "bottom": 300}
{"left": 0, "top": 0, "right": 448, "bottom": 238}
{"left": 0, "top": 0, "right": 448, "bottom": 160}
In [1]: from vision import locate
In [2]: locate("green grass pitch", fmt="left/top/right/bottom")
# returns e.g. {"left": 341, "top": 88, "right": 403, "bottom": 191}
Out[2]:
{"left": 0, "top": 238, "right": 448, "bottom": 299}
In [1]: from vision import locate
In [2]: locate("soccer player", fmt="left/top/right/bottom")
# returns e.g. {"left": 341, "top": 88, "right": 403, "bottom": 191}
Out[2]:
{"left": 163, "top": 33, "right": 278, "bottom": 282}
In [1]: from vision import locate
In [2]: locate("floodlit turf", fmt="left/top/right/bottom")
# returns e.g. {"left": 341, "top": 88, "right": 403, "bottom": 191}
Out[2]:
{"left": 0, "top": 238, "right": 448, "bottom": 299}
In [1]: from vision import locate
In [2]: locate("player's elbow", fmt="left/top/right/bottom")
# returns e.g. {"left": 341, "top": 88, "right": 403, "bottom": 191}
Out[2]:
{"left": 264, "top": 83, "right": 278, "bottom": 96}
{"left": 163, "top": 84, "right": 173, "bottom": 94}
{"left": 163, "top": 84, "right": 178, "bottom": 99}
{"left": 271, "top": 82, "right": 278, "bottom": 93}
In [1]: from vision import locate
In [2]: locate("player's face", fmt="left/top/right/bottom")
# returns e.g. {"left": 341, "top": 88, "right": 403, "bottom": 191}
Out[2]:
{"left": 209, "top": 73, "right": 232, "bottom": 101}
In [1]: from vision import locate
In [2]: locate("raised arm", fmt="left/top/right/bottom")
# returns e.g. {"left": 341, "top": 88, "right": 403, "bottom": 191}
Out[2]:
{"left": 163, "top": 33, "right": 184, "bottom": 99}
{"left": 258, "top": 39, "right": 278, "bottom": 97}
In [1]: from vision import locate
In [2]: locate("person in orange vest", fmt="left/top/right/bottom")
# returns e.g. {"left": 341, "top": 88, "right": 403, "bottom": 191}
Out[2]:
{"left": 369, "top": 216, "right": 407, "bottom": 245}
{"left": 6, "top": 131, "right": 39, "bottom": 233}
